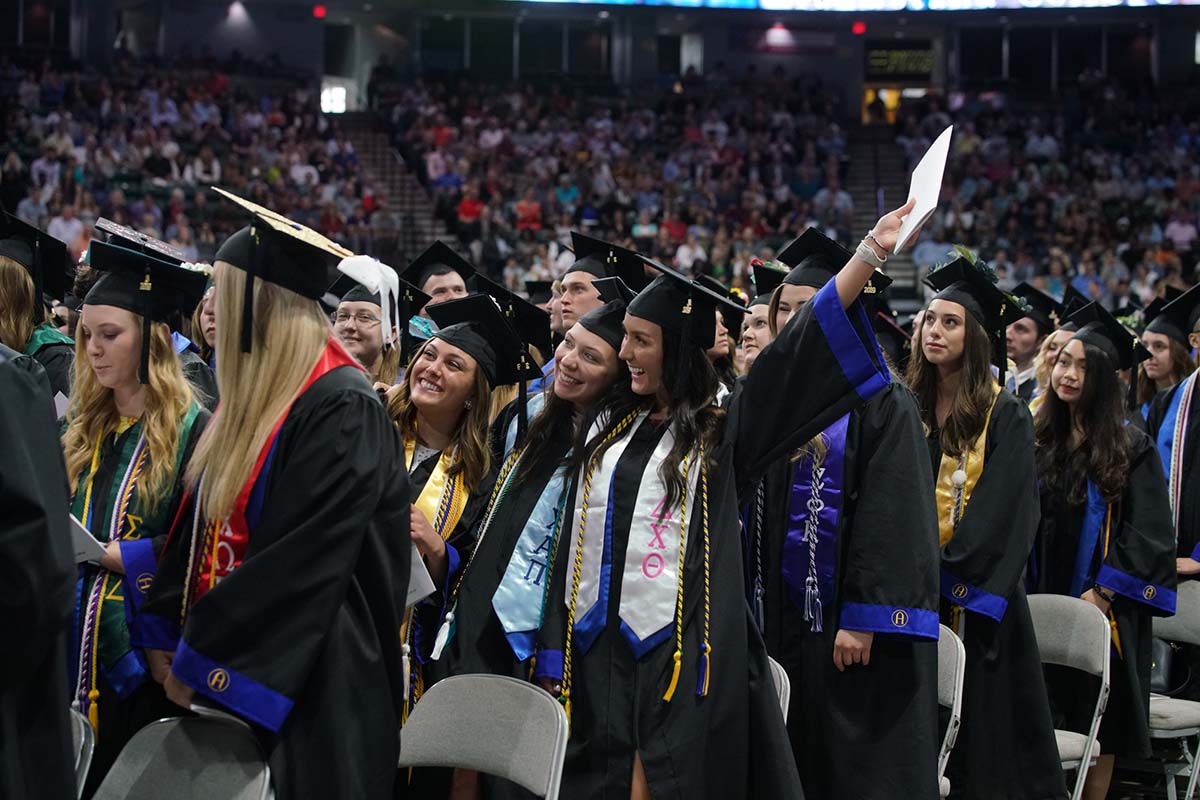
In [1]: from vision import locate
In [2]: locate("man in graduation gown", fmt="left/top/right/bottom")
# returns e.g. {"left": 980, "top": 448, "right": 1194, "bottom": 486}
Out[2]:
{"left": 1009, "top": 282, "right": 1063, "bottom": 403}
{"left": 398, "top": 239, "right": 475, "bottom": 318}
{"left": 744, "top": 230, "right": 941, "bottom": 799}
{"left": 0, "top": 346, "right": 77, "bottom": 800}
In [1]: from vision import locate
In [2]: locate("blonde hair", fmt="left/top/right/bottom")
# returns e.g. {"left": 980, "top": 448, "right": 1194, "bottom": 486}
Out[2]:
{"left": 376, "top": 344, "right": 401, "bottom": 386}
{"left": 385, "top": 340, "right": 493, "bottom": 490}
{"left": 62, "top": 315, "right": 194, "bottom": 514}
{"left": 0, "top": 255, "right": 47, "bottom": 351}
{"left": 185, "top": 262, "right": 331, "bottom": 521}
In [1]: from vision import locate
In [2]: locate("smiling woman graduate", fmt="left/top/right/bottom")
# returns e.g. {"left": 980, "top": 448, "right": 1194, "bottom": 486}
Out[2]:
{"left": 132, "top": 191, "right": 411, "bottom": 800}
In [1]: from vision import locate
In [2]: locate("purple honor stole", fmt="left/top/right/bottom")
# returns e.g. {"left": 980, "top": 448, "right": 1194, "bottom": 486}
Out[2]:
{"left": 782, "top": 413, "right": 850, "bottom": 633}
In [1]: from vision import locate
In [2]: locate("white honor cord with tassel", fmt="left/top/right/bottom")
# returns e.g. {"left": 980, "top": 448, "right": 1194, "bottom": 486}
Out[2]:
{"left": 430, "top": 606, "right": 454, "bottom": 661}
{"left": 401, "top": 643, "right": 411, "bottom": 701}
{"left": 802, "top": 458, "right": 827, "bottom": 634}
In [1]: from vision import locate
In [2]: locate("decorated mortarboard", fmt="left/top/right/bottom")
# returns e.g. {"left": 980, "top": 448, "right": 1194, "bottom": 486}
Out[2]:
{"left": 333, "top": 256, "right": 422, "bottom": 359}
{"left": 577, "top": 300, "right": 628, "bottom": 355}
{"left": 1149, "top": 284, "right": 1200, "bottom": 349}
{"left": 594, "top": 276, "right": 636, "bottom": 305}
{"left": 924, "top": 247, "right": 1024, "bottom": 369}
{"left": 1113, "top": 304, "right": 1145, "bottom": 334}
{"left": 1011, "top": 282, "right": 1065, "bottom": 336}
{"left": 85, "top": 241, "right": 209, "bottom": 383}
{"left": 398, "top": 240, "right": 476, "bottom": 296}
{"left": 212, "top": 187, "right": 353, "bottom": 353}
{"left": 1144, "top": 285, "right": 1190, "bottom": 346}
{"left": 95, "top": 218, "right": 185, "bottom": 265}
{"left": 777, "top": 228, "right": 851, "bottom": 289}
{"left": 694, "top": 274, "right": 749, "bottom": 343}
{"left": 568, "top": 232, "right": 650, "bottom": 290}
{"left": 471, "top": 273, "right": 553, "bottom": 357}
{"left": 1067, "top": 301, "right": 1151, "bottom": 371}
{"left": 0, "top": 212, "right": 71, "bottom": 315}
{"left": 750, "top": 258, "right": 788, "bottom": 306}
{"left": 426, "top": 292, "right": 542, "bottom": 388}
{"left": 525, "top": 280, "right": 554, "bottom": 306}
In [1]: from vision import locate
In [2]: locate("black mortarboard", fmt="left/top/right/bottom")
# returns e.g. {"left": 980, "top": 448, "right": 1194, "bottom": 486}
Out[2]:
{"left": 925, "top": 254, "right": 1024, "bottom": 369}
{"left": 750, "top": 260, "right": 788, "bottom": 306}
{"left": 568, "top": 232, "right": 650, "bottom": 290}
{"left": 1060, "top": 285, "right": 1090, "bottom": 327}
{"left": 213, "top": 188, "right": 353, "bottom": 353}
{"left": 0, "top": 212, "right": 71, "bottom": 315}
{"left": 95, "top": 218, "right": 186, "bottom": 265}
{"left": 470, "top": 273, "right": 553, "bottom": 357}
{"left": 329, "top": 261, "right": 432, "bottom": 362}
{"left": 594, "top": 277, "right": 636, "bottom": 305}
{"left": 426, "top": 293, "right": 541, "bottom": 388}
{"left": 874, "top": 309, "right": 912, "bottom": 373}
{"left": 694, "top": 274, "right": 749, "bottom": 343}
{"left": 1150, "top": 284, "right": 1200, "bottom": 348}
{"left": 1011, "top": 282, "right": 1065, "bottom": 337}
{"left": 525, "top": 280, "right": 553, "bottom": 306}
{"left": 85, "top": 241, "right": 209, "bottom": 383}
{"left": 577, "top": 299, "right": 627, "bottom": 355}
{"left": 399, "top": 240, "right": 476, "bottom": 296}
{"left": 1068, "top": 301, "right": 1151, "bottom": 371}
{"left": 777, "top": 228, "right": 850, "bottom": 288}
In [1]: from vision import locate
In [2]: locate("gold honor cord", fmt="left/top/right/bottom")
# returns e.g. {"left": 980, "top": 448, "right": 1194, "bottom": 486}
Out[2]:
{"left": 661, "top": 451, "right": 692, "bottom": 703}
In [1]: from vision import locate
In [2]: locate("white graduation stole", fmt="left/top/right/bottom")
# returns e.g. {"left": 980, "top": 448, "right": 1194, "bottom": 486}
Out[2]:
{"left": 617, "top": 423, "right": 701, "bottom": 656}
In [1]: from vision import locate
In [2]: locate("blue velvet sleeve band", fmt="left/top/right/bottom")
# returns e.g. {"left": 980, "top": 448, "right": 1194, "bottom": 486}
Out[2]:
{"left": 172, "top": 640, "right": 294, "bottom": 732}
{"left": 129, "top": 612, "right": 181, "bottom": 651}
{"left": 812, "top": 280, "right": 890, "bottom": 402}
{"left": 119, "top": 538, "right": 158, "bottom": 613}
{"left": 1096, "top": 564, "right": 1177, "bottom": 615}
{"left": 1190, "top": 541, "right": 1200, "bottom": 563}
{"left": 940, "top": 569, "right": 1008, "bottom": 622}
{"left": 840, "top": 602, "right": 939, "bottom": 640}
{"left": 533, "top": 649, "right": 563, "bottom": 682}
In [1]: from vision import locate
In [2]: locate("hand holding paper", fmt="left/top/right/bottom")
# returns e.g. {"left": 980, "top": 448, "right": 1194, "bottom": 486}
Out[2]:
{"left": 893, "top": 125, "right": 953, "bottom": 255}
{"left": 70, "top": 514, "right": 107, "bottom": 564}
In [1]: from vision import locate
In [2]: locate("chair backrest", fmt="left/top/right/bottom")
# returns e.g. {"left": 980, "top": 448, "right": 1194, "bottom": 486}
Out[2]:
{"left": 1155, "top": 580, "right": 1200, "bottom": 646}
{"left": 398, "top": 674, "right": 568, "bottom": 800}
{"left": 92, "top": 717, "right": 272, "bottom": 800}
{"left": 70, "top": 707, "right": 94, "bottom": 799}
{"left": 936, "top": 625, "right": 966, "bottom": 781}
{"left": 767, "top": 656, "right": 791, "bottom": 718}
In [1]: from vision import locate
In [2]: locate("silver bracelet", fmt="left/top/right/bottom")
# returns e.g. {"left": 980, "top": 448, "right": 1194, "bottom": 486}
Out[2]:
{"left": 863, "top": 232, "right": 889, "bottom": 261}
{"left": 855, "top": 240, "right": 885, "bottom": 269}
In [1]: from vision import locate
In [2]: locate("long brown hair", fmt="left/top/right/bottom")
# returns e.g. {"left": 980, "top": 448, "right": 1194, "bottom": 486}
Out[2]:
{"left": 905, "top": 309, "right": 997, "bottom": 457}
{"left": 1035, "top": 340, "right": 1131, "bottom": 503}
{"left": 0, "top": 255, "right": 47, "bottom": 351}
{"left": 1136, "top": 338, "right": 1195, "bottom": 406}
{"left": 385, "top": 339, "right": 492, "bottom": 490}
{"left": 62, "top": 317, "right": 194, "bottom": 515}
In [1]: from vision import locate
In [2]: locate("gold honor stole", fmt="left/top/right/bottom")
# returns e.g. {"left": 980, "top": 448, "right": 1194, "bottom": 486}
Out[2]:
{"left": 935, "top": 382, "right": 1002, "bottom": 547}
{"left": 404, "top": 437, "right": 468, "bottom": 539}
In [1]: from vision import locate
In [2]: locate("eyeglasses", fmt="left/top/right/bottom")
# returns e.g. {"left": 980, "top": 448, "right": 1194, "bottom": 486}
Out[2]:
{"left": 333, "top": 311, "right": 381, "bottom": 327}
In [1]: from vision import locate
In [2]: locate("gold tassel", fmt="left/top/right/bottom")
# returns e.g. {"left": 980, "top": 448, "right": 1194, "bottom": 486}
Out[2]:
{"left": 87, "top": 689, "right": 100, "bottom": 733}
{"left": 663, "top": 650, "right": 683, "bottom": 702}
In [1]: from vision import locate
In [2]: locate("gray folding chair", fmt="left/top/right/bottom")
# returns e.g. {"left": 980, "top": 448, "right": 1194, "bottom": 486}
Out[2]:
{"left": 767, "top": 656, "right": 791, "bottom": 718}
{"left": 92, "top": 716, "right": 272, "bottom": 800}
{"left": 398, "top": 674, "right": 568, "bottom": 800}
{"left": 70, "top": 707, "right": 94, "bottom": 799}
{"left": 937, "top": 624, "right": 966, "bottom": 798}
{"left": 1151, "top": 580, "right": 1200, "bottom": 800}
{"left": 1028, "top": 594, "right": 1111, "bottom": 800}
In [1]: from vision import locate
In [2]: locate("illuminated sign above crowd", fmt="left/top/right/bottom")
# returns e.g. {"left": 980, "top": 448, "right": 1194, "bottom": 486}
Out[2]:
{"left": 514, "top": 0, "right": 1187, "bottom": 9}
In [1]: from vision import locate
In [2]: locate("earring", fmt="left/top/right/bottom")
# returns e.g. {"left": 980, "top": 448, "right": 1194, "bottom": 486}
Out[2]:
{"left": 464, "top": 399, "right": 473, "bottom": 410}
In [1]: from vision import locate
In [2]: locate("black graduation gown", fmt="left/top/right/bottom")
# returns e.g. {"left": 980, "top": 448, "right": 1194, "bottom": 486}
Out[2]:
{"left": 180, "top": 349, "right": 219, "bottom": 412}
{"left": 1033, "top": 428, "right": 1177, "bottom": 759}
{"left": 142, "top": 366, "right": 412, "bottom": 800}
{"left": 538, "top": 282, "right": 892, "bottom": 799}
{"left": 1016, "top": 375, "right": 1037, "bottom": 404}
{"left": 32, "top": 339, "right": 73, "bottom": 399}
{"left": 749, "top": 384, "right": 941, "bottom": 800}
{"left": 929, "top": 391, "right": 1068, "bottom": 800}
{"left": 0, "top": 352, "right": 76, "bottom": 800}
{"left": 1148, "top": 379, "right": 1200, "bottom": 559}
{"left": 0, "top": 342, "right": 51, "bottom": 400}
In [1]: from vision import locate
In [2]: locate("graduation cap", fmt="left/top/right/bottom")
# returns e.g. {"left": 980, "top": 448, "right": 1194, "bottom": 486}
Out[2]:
{"left": 925, "top": 252, "right": 1024, "bottom": 369}
{"left": 1068, "top": 301, "right": 1151, "bottom": 371}
{"left": 777, "top": 228, "right": 850, "bottom": 288}
{"left": 1149, "top": 284, "right": 1200, "bottom": 348}
{"left": 750, "top": 259, "right": 787, "bottom": 307}
{"left": 470, "top": 273, "right": 553, "bottom": 357}
{"left": 568, "top": 232, "right": 650, "bottom": 290}
{"left": 577, "top": 299, "right": 628, "bottom": 355}
{"left": 525, "top": 280, "right": 553, "bottom": 306}
{"left": 873, "top": 308, "right": 912, "bottom": 373}
{"left": 333, "top": 256, "right": 430, "bottom": 363}
{"left": 1011, "top": 282, "right": 1065, "bottom": 337}
{"left": 85, "top": 241, "right": 209, "bottom": 383}
{"left": 95, "top": 218, "right": 186, "bottom": 265}
{"left": 594, "top": 276, "right": 636, "bottom": 305}
{"left": 694, "top": 274, "right": 749, "bottom": 344}
{"left": 212, "top": 187, "right": 353, "bottom": 353}
{"left": 0, "top": 212, "right": 71, "bottom": 317}
{"left": 1058, "top": 285, "right": 1090, "bottom": 331}
{"left": 1144, "top": 286, "right": 1189, "bottom": 345}
{"left": 399, "top": 240, "right": 475, "bottom": 298}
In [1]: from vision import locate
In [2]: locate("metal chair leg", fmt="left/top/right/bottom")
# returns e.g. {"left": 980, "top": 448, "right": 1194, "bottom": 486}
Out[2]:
{"left": 1186, "top": 736, "right": 1200, "bottom": 800}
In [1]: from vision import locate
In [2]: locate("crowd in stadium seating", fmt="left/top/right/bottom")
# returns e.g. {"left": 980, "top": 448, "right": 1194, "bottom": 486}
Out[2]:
{"left": 0, "top": 55, "right": 380, "bottom": 269}
{"left": 383, "top": 68, "right": 854, "bottom": 291}
{"left": 905, "top": 71, "right": 1200, "bottom": 307}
